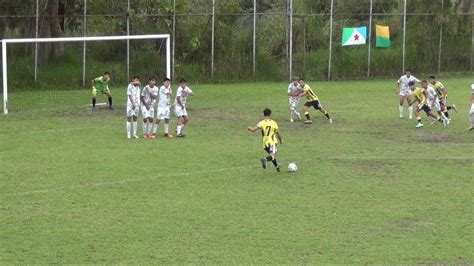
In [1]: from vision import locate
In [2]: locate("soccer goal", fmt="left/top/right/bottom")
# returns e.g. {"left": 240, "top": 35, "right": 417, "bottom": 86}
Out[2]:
{"left": 1, "top": 34, "right": 171, "bottom": 114}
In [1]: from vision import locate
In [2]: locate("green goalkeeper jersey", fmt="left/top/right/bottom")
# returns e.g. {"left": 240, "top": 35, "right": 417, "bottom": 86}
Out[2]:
{"left": 94, "top": 76, "right": 109, "bottom": 91}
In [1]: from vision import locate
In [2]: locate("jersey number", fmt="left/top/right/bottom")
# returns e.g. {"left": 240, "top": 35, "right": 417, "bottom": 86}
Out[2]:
{"left": 265, "top": 126, "right": 272, "bottom": 136}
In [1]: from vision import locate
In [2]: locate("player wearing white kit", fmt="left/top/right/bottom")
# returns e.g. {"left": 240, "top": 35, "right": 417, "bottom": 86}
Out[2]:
{"left": 468, "top": 84, "right": 474, "bottom": 131}
{"left": 426, "top": 84, "right": 448, "bottom": 124}
{"left": 175, "top": 79, "right": 194, "bottom": 138}
{"left": 397, "top": 69, "right": 419, "bottom": 119}
{"left": 126, "top": 76, "right": 141, "bottom": 139}
{"left": 152, "top": 77, "right": 173, "bottom": 138}
{"left": 287, "top": 77, "right": 301, "bottom": 122}
{"left": 140, "top": 77, "right": 158, "bottom": 139}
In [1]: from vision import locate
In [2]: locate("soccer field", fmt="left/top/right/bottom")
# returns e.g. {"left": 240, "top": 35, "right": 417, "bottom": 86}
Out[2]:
{"left": 1, "top": 77, "right": 473, "bottom": 264}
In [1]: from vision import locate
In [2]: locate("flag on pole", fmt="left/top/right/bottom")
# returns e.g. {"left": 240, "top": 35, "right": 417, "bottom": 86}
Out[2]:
{"left": 375, "top": 25, "right": 390, "bottom": 48}
{"left": 342, "top": 27, "right": 367, "bottom": 46}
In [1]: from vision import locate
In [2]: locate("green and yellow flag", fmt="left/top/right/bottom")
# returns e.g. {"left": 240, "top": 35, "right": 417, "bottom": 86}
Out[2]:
{"left": 375, "top": 25, "right": 390, "bottom": 48}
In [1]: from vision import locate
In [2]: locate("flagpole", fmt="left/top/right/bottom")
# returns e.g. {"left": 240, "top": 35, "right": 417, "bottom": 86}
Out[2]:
{"left": 402, "top": 0, "right": 407, "bottom": 72}
{"left": 367, "top": 0, "right": 373, "bottom": 78}
{"left": 328, "top": 0, "right": 334, "bottom": 80}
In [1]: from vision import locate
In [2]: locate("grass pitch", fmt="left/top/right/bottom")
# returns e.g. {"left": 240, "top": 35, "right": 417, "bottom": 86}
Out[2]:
{"left": 0, "top": 77, "right": 473, "bottom": 263}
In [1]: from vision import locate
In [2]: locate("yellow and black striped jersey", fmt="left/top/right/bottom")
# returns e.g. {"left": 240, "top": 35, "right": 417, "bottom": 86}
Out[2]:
{"left": 301, "top": 84, "right": 319, "bottom": 102}
{"left": 257, "top": 119, "right": 279, "bottom": 148}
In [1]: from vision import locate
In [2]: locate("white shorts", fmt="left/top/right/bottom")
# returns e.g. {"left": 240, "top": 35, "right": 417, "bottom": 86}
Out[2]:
{"left": 470, "top": 103, "right": 474, "bottom": 114}
{"left": 141, "top": 106, "right": 155, "bottom": 118}
{"left": 156, "top": 106, "right": 170, "bottom": 120}
{"left": 126, "top": 105, "right": 139, "bottom": 117}
{"left": 430, "top": 100, "right": 441, "bottom": 111}
{"left": 288, "top": 97, "right": 300, "bottom": 108}
{"left": 399, "top": 89, "right": 412, "bottom": 97}
{"left": 175, "top": 106, "right": 188, "bottom": 117}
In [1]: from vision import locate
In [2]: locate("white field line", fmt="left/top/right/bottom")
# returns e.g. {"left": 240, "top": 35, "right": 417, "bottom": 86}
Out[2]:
{"left": 2, "top": 165, "right": 253, "bottom": 197}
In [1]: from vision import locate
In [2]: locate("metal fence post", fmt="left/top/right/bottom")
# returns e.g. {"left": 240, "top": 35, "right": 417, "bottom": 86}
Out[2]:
{"left": 367, "top": 0, "right": 373, "bottom": 78}
{"left": 172, "top": 0, "right": 176, "bottom": 79}
{"left": 328, "top": 0, "right": 334, "bottom": 80}
{"left": 34, "top": 0, "right": 39, "bottom": 82}
{"left": 82, "top": 0, "right": 87, "bottom": 86}
{"left": 126, "top": 0, "right": 130, "bottom": 81}
{"left": 402, "top": 0, "right": 407, "bottom": 72}
{"left": 252, "top": 0, "right": 256, "bottom": 77}
{"left": 288, "top": 0, "right": 293, "bottom": 80}
{"left": 211, "top": 0, "right": 215, "bottom": 78}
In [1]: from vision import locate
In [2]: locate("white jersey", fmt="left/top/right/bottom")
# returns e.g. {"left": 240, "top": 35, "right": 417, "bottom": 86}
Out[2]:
{"left": 287, "top": 82, "right": 300, "bottom": 99}
{"left": 158, "top": 85, "right": 172, "bottom": 108}
{"left": 141, "top": 85, "right": 158, "bottom": 107}
{"left": 127, "top": 83, "right": 141, "bottom": 107}
{"left": 174, "top": 86, "right": 193, "bottom": 107}
{"left": 398, "top": 75, "right": 420, "bottom": 94}
{"left": 426, "top": 86, "right": 437, "bottom": 102}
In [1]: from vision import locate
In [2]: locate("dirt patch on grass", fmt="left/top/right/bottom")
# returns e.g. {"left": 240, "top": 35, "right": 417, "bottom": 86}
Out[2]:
{"left": 391, "top": 219, "right": 436, "bottom": 231}
{"left": 55, "top": 107, "right": 124, "bottom": 118}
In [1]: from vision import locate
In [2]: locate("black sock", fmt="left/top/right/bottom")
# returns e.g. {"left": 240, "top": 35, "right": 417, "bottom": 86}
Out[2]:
{"left": 108, "top": 97, "right": 113, "bottom": 107}
{"left": 324, "top": 111, "right": 330, "bottom": 119}
{"left": 305, "top": 114, "right": 310, "bottom": 120}
{"left": 447, "top": 106, "right": 452, "bottom": 110}
{"left": 417, "top": 118, "right": 422, "bottom": 123}
{"left": 265, "top": 156, "right": 273, "bottom": 162}
{"left": 92, "top": 98, "right": 96, "bottom": 107}
{"left": 444, "top": 111, "right": 449, "bottom": 118}
{"left": 272, "top": 159, "right": 278, "bottom": 167}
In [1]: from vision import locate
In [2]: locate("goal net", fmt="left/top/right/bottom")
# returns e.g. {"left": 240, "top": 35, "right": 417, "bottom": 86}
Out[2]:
{"left": 1, "top": 34, "right": 170, "bottom": 114}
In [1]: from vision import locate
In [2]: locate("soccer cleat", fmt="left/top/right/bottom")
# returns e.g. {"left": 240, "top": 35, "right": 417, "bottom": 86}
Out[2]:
{"left": 127, "top": 134, "right": 131, "bottom": 139}
{"left": 149, "top": 133, "right": 156, "bottom": 139}
{"left": 260, "top": 158, "right": 267, "bottom": 169}
{"left": 276, "top": 165, "right": 281, "bottom": 172}
{"left": 304, "top": 120, "right": 313, "bottom": 124}
{"left": 164, "top": 133, "right": 173, "bottom": 138}
{"left": 329, "top": 118, "right": 333, "bottom": 124}
{"left": 452, "top": 104, "right": 458, "bottom": 113}
{"left": 176, "top": 134, "right": 185, "bottom": 138}
{"left": 443, "top": 119, "right": 448, "bottom": 127}
{"left": 290, "top": 119, "right": 294, "bottom": 123}
{"left": 467, "top": 127, "right": 473, "bottom": 131}
{"left": 399, "top": 114, "right": 403, "bottom": 119}
{"left": 109, "top": 106, "right": 115, "bottom": 110}
{"left": 133, "top": 135, "right": 139, "bottom": 139}
{"left": 143, "top": 134, "right": 149, "bottom": 139}
{"left": 415, "top": 123, "right": 424, "bottom": 128}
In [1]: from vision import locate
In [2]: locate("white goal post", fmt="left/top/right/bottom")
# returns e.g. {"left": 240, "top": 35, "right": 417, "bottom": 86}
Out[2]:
{"left": 1, "top": 34, "right": 171, "bottom": 114}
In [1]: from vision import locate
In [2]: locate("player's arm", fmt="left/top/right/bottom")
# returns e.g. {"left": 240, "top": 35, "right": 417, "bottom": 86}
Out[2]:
{"left": 422, "top": 90, "right": 429, "bottom": 105}
{"left": 440, "top": 87, "right": 448, "bottom": 102}
{"left": 177, "top": 96, "right": 184, "bottom": 108}
{"left": 396, "top": 81, "right": 401, "bottom": 94}
{"left": 247, "top": 125, "right": 259, "bottom": 132}
{"left": 140, "top": 94, "right": 148, "bottom": 109}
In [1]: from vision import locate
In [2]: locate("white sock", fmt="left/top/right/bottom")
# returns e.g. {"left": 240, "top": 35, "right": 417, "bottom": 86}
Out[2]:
{"left": 164, "top": 123, "right": 169, "bottom": 134}
{"left": 126, "top": 121, "right": 131, "bottom": 137}
{"left": 133, "top": 121, "right": 137, "bottom": 136}
{"left": 177, "top": 125, "right": 182, "bottom": 135}
{"left": 290, "top": 110, "right": 293, "bottom": 120}
{"left": 408, "top": 106, "right": 413, "bottom": 118}
{"left": 399, "top": 105, "right": 403, "bottom": 116}
{"left": 153, "top": 122, "right": 158, "bottom": 134}
{"left": 142, "top": 121, "right": 147, "bottom": 135}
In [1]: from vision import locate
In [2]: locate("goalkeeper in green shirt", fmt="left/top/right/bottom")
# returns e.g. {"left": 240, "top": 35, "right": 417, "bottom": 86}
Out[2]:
{"left": 91, "top": 71, "right": 114, "bottom": 110}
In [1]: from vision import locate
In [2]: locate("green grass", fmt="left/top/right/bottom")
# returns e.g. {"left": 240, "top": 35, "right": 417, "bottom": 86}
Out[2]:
{"left": 0, "top": 77, "right": 473, "bottom": 264}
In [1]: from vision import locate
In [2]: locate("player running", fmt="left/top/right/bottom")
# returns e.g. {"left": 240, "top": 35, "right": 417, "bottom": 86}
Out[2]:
{"left": 126, "top": 76, "right": 141, "bottom": 139}
{"left": 409, "top": 81, "right": 445, "bottom": 128}
{"left": 429, "top": 76, "right": 458, "bottom": 123}
{"left": 287, "top": 77, "right": 302, "bottom": 122}
{"left": 152, "top": 77, "right": 173, "bottom": 138}
{"left": 247, "top": 108, "right": 283, "bottom": 172}
{"left": 396, "top": 69, "right": 419, "bottom": 119}
{"left": 140, "top": 77, "right": 158, "bottom": 139}
{"left": 468, "top": 84, "right": 474, "bottom": 131}
{"left": 297, "top": 78, "right": 332, "bottom": 124}
{"left": 426, "top": 82, "right": 448, "bottom": 124}
{"left": 174, "top": 79, "right": 194, "bottom": 138}
{"left": 91, "top": 71, "right": 114, "bottom": 110}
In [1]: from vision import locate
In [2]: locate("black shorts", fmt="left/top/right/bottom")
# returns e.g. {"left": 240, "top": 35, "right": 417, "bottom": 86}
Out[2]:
{"left": 304, "top": 100, "right": 321, "bottom": 110}
{"left": 420, "top": 104, "right": 432, "bottom": 113}
{"left": 264, "top": 145, "right": 277, "bottom": 154}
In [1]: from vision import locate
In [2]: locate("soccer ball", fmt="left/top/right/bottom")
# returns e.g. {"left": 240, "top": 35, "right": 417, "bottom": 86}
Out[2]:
{"left": 288, "top": 163, "right": 297, "bottom": 173}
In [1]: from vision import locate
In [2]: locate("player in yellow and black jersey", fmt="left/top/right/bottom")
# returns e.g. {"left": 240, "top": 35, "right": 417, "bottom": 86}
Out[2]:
{"left": 409, "top": 80, "right": 445, "bottom": 128}
{"left": 429, "top": 76, "right": 458, "bottom": 122}
{"left": 297, "top": 78, "right": 332, "bottom": 124}
{"left": 248, "top": 108, "right": 283, "bottom": 172}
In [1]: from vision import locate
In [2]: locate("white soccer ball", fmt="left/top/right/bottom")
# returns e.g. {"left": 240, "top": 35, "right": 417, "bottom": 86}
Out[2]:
{"left": 288, "top": 163, "right": 298, "bottom": 173}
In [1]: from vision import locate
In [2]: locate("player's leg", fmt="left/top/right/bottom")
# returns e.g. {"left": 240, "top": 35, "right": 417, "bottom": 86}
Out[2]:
{"left": 141, "top": 107, "right": 149, "bottom": 138}
{"left": 316, "top": 101, "right": 332, "bottom": 123}
{"left": 468, "top": 104, "right": 474, "bottom": 130}
{"left": 415, "top": 105, "right": 423, "bottom": 128}
{"left": 105, "top": 87, "right": 113, "bottom": 109}
{"left": 126, "top": 107, "right": 133, "bottom": 138}
{"left": 303, "top": 103, "right": 312, "bottom": 124}
{"left": 399, "top": 95, "right": 405, "bottom": 118}
{"left": 132, "top": 114, "right": 138, "bottom": 138}
{"left": 91, "top": 87, "right": 98, "bottom": 109}
{"left": 406, "top": 95, "right": 413, "bottom": 119}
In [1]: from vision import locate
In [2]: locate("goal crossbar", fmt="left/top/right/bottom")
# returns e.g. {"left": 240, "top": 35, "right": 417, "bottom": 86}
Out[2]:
{"left": 2, "top": 34, "right": 171, "bottom": 114}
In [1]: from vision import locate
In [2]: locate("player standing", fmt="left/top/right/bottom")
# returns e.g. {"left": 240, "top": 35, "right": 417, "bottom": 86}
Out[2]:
{"left": 247, "top": 108, "right": 283, "bottom": 172}
{"left": 126, "top": 76, "right": 141, "bottom": 139}
{"left": 297, "top": 78, "right": 332, "bottom": 124}
{"left": 152, "top": 78, "right": 173, "bottom": 138}
{"left": 468, "top": 84, "right": 474, "bottom": 131}
{"left": 409, "top": 81, "right": 444, "bottom": 128}
{"left": 140, "top": 77, "right": 158, "bottom": 139}
{"left": 287, "top": 77, "right": 301, "bottom": 122}
{"left": 396, "top": 69, "right": 419, "bottom": 119}
{"left": 91, "top": 71, "right": 114, "bottom": 110}
{"left": 174, "top": 79, "right": 194, "bottom": 138}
